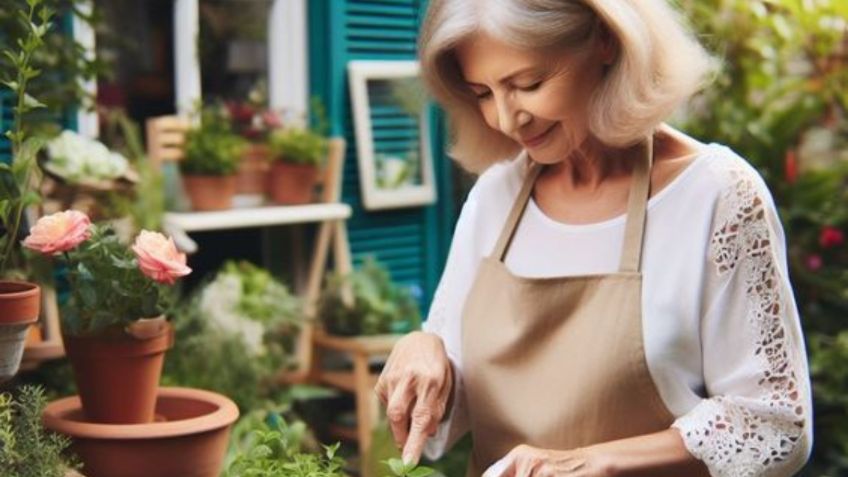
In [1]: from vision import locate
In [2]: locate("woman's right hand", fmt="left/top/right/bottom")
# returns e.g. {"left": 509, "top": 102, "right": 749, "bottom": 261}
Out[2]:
{"left": 375, "top": 331, "right": 455, "bottom": 466}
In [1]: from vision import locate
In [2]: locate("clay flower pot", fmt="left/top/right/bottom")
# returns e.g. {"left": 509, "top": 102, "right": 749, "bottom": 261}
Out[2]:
{"left": 63, "top": 319, "right": 173, "bottom": 424}
{"left": 0, "top": 281, "right": 40, "bottom": 382}
{"left": 182, "top": 175, "right": 237, "bottom": 211}
{"left": 236, "top": 144, "right": 270, "bottom": 195}
{"left": 43, "top": 387, "right": 239, "bottom": 477}
{"left": 268, "top": 161, "right": 318, "bottom": 205}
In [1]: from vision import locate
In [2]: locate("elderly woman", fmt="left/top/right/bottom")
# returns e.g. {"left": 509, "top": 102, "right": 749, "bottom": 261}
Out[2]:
{"left": 374, "top": 1, "right": 813, "bottom": 476}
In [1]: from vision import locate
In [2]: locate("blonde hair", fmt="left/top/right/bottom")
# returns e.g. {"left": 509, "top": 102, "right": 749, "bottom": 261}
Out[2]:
{"left": 419, "top": 0, "right": 718, "bottom": 173}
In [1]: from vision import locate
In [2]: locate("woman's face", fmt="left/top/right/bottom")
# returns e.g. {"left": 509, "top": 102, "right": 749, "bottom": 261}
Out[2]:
{"left": 455, "top": 32, "right": 607, "bottom": 164}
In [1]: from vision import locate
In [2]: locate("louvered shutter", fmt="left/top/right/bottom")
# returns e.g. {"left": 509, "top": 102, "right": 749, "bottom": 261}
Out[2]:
{"left": 308, "top": 0, "right": 456, "bottom": 313}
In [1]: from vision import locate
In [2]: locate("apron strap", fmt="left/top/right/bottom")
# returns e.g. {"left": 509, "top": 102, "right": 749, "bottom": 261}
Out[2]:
{"left": 492, "top": 137, "right": 654, "bottom": 271}
{"left": 492, "top": 157, "right": 544, "bottom": 262}
{"left": 618, "top": 137, "right": 654, "bottom": 273}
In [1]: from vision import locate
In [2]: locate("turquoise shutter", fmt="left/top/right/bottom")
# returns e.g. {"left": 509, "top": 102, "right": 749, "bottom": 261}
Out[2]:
{"left": 0, "top": 91, "right": 11, "bottom": 165}
{"left": 308, "top": 0, "right": 456, "bottom": 313}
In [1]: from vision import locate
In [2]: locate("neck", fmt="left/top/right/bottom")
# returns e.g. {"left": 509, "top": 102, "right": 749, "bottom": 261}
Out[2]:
{"left": 548, "top": 137, "right": 634, "bottom": 191}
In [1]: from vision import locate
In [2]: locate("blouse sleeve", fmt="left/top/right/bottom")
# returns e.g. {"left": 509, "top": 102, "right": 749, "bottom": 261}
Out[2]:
{"left": 420, "top": 193, "right": 483, "bottom": 461}
{"left": 671, "top": 160, "right": 814, "bottom": 477}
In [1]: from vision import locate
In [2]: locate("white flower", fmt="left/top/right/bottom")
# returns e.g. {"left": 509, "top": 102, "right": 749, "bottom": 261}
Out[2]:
{"left": 198, "top": 273, "right": 267, "bottom": 356}
{"left": 45, "top": 130, "right": 129, "bottom": 182}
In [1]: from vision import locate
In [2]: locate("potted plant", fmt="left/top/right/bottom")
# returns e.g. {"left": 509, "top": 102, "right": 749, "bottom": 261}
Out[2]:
{"left": 22, "top": 210, "right": 191, "bottom": 424}
{"left": 0, "top": 0, "right": 53, "bottom": 382}
{"left": 180, "top": 106, "right": 245, "bottom": 211}
{"left": 225, "top": 94, "right": 284, "bottom": 199}
{"left": 318, "top": 258, "right": 422, "bottom": 336}
{"left": 0, "top": 385, "right": 81, "bottom": 477}
{"left": 267, "top": 126, "right": 328, "bottom": 205}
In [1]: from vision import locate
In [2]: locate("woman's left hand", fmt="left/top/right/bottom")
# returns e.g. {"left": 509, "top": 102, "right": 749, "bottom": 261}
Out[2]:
{"left": 482, "top": 444, "right": 616, "bottom": 477}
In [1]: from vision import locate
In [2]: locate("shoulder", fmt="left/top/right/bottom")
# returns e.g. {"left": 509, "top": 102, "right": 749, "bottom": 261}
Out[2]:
{"left": 465, "top": 151, "right": 530, "bottom": 207}
{"left": 700, "top": 143, "right": 778, "bottom": 211}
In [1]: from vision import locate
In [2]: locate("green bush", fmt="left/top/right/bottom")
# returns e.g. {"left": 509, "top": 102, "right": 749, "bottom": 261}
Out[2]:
{"left": 180, "top": 105, "right": 245, "bottom": 176}
{"left": 269, "top": 127, "right": 328, "bottom": 166}
{"left": 318, "top": 257, "right": 422, "bottom": 336}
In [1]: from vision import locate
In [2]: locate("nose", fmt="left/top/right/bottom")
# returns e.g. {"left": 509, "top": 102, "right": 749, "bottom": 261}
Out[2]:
{"left": 494, "top": 93, "right": 531, "bottom": 134}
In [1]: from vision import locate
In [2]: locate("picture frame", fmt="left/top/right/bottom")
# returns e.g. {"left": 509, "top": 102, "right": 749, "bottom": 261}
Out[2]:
{"left": 347, "top": 60, "right": 436, "bottom": 210}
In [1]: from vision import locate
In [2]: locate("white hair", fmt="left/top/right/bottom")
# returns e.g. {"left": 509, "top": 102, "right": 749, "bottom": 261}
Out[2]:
{"left": 419, "top": 0, "right": 718, "bottom": 173}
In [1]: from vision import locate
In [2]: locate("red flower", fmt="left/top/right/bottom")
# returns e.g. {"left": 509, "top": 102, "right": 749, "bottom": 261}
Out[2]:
{"left": 819, "top": 226, "right": 845, "bottom": 249}
{"left": 784, "top": 149, "right": 798, "bottom": 184}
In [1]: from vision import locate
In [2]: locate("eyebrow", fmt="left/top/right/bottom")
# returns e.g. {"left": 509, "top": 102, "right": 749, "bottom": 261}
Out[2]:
{"left": 464, "top": 66, "right": 537, "bottom": 87}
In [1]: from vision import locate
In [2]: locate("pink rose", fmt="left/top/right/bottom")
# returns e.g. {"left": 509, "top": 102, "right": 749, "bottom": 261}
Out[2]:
{"left": 819, "top": 226, "right": 844, "bottom": 249}
{"left": 22, "top": 210, "right": 92, "bottom": 255}
{"left": 132, "top": 231, "right": 192, "bottom": 285}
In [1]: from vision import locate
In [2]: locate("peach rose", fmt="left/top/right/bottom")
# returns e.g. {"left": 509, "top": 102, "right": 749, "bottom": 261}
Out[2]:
{"left": 132, "top": 231, "right": 192, "bottom": 285}
{"left": 22, "top": 210, "right": 92, "bottom": 255}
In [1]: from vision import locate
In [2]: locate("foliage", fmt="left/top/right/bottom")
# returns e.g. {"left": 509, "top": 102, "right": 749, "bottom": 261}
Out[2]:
{"left": 318, "top": 257, "right": 422, "bottom": 336}
{"left": 163, "top": 260, "right": 303, "bottom": 411}
{"left": 0, "top": 385, "right": 79, "bottom": 477}
{"left": 269, "top": 126, "right": 328, "bottom": 166}
{"left": 224, "top": 414, "right": 347, "bottom": 477}
{"left": 382, "top": 458, "right": 436, "bottom": 477}
{"left": 180, "top": 104, "right": 245, "bottom": 176}
{"left": 0, "top": 0, "right": 108, "bottom": 116}
{"left": 60, "top": 224, "right": 178, "bottom": 335}
{"left": 676, "top": 0, "right": 848, "bottom": 474}
{"left": 0, "top": 0, "right": 52, "bottom": 276}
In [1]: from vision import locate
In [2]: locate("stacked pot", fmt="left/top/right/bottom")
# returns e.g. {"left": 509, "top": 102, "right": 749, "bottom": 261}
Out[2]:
{"left": 42, "top": 317, "right": 239, "bottom": 477}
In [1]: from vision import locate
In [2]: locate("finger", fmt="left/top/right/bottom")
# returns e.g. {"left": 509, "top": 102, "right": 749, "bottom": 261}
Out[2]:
{"left": 402, "top": 381, "right": 442, "bottom": 465}
{"left": 385, "top": 377, "right": 415, "bottom": 447}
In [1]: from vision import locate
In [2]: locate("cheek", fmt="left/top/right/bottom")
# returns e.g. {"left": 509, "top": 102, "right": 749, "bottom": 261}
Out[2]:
{"left": 479, "top": 102, "right": 500, "bottom": 131}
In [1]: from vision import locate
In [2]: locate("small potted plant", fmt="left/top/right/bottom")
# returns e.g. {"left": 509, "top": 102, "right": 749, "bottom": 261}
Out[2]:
{"left": 0, "top": 0, "right": 52, "bottom": 382}
{"left": 318, "top": 258, "right": 422, "bottom": 336}
{"left": 180, "top": 106, "right": 245, "bottom": 211}
{"left": 225, "top": 97, "right": 284, "bottom": 199}
{"left": 267, "top": 126, "right": 328, "bottom": 205}
{"left": 23, "top": 210, "right": 191, "bottom": 424}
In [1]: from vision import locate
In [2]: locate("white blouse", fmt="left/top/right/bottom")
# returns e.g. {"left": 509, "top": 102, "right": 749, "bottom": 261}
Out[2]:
{"left": 421, "top": 143, "right": 813, "bottom": 477}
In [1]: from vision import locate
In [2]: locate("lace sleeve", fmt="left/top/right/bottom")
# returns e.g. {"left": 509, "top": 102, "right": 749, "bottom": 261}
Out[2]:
{"left": 671, "top": 158, "right": 813, "bottom": 477}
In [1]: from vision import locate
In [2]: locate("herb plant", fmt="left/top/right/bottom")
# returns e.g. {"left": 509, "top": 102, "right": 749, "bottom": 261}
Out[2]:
{"left": 0, "top": 385, "right": 79, "bottom": 477}
{"left": 383, "top": 458, "right": 436, "bottom": 477}
{"left": 269, "top": 127, "right": 328, "bottom": 166}
{"left": 180, "top": 105, "right": 245, "bottom": 176}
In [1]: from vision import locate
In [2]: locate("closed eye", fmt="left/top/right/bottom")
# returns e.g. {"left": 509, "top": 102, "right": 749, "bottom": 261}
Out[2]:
{"left": 518, "top": 81, "right": 542, "bottom": 92}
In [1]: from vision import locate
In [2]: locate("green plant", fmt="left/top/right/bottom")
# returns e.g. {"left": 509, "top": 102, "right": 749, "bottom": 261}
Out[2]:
{"left": 0, "top": 385, "right": 80, "bottom": 477}
{"left": 224, "top": 414, "right": 347, "bottom": 477}
{"left": 163, "top": 260, "right": 303, "bottom": 411}
{"left": 318, "top": 257, "right": 422, "bottom": 336}
{"left": 382, "top": 458, "right": 436, "bottom": 477}
{"left": 269, "top": 126, "right": 328, "bottom": 166}
{"left": 0, "top": 0, "right": 53, "bottom": 276}
{"left": 180, "top": 105, "right": 245, "bottom": 176}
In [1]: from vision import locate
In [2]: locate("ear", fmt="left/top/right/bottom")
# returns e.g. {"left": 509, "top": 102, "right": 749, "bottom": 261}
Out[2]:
{"left": 595, "top": 23, "right": 618, "bottom": 65}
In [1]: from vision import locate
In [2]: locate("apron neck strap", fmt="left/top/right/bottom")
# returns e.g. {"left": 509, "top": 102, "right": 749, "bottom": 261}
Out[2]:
{"left": 491, "top": 137, "right": 654, "bottom": 273}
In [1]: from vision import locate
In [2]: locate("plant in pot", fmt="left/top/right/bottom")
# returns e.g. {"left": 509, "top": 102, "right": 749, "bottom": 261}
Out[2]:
{"left": 268, "top": 126, "right": 328, "bottom": 205}
{"left": 317, "top": 258, "right": 422, "bottom": 336}
{"left": 0, "top": 0, "right": 54, "bottom": 383}
{"left": 226, "top": 89, "right": 284, "bottom": 200}
{"left": 22, "top": 210, "right": 191, "bottom": 424}
{"left": 180, "top": 105, "right": 245, "bottom": 211}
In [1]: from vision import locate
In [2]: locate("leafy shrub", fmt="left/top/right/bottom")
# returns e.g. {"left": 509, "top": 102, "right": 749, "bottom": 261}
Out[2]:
{"left": 180, "top": 105, "right": 245, "bottom": 176}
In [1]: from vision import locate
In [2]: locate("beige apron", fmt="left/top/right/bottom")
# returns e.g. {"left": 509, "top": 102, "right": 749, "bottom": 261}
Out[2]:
{"left": 461, "top": 139, "right": 676, "bottom": 476}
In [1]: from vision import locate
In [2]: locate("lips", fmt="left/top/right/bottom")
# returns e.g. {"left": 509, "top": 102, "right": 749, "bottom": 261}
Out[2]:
{"left": 520, "top": 124, "right": 556, "bottom": 148}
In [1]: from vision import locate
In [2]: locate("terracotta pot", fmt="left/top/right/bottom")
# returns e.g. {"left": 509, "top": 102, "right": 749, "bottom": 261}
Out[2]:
{"left": 63, "top": 320, "right": 173, "bottom": 424}
{"left": 43, "top": 387, "right": 239, "bottom": 477}
{"left": 0, "top": 281, "right": 40, "bottom": 382}
{"left": 268, "top": 161, "right": 318, "bottom": 205}
{"left": 182, "top": 175, "right": 237, "bottom": 211}
{"left": 236, "top": 144, "right": 270, "bottom": 195}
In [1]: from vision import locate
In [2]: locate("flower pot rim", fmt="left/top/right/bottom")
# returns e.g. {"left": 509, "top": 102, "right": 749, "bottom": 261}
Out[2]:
{"left": 0, "top": 280, "right": 40, "bottom": 325}
{"left": 42, "top": 387, "right": 239, "bottom": 440}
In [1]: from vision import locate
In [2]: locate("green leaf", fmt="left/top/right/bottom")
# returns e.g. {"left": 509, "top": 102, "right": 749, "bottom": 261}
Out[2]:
{"left": 21, "top": 93, "right": 45, "bottom": 110}
{"left": 407, "top": 466, "right": 436, "bottom": 477}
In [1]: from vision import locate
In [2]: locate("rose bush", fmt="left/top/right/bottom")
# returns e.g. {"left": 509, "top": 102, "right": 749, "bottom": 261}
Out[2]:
{"left": 23, "top": 210, "right": 191, "bottom": 335}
